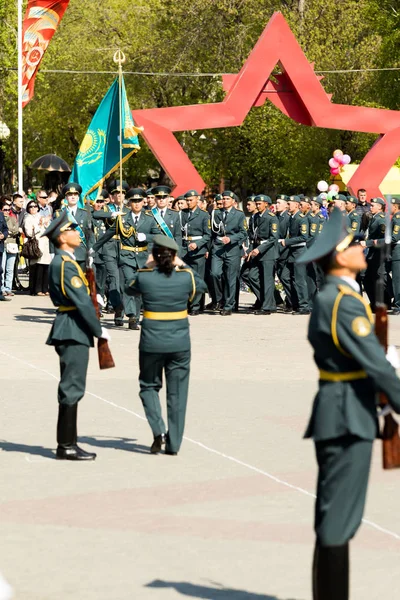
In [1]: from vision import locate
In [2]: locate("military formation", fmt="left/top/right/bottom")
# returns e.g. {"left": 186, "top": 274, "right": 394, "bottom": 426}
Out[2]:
{"left": 49, "top": 183, "right": 400, "bottom": 322}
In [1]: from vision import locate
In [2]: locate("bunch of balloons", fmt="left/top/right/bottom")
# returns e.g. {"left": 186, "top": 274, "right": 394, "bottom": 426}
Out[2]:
{"left": 328, "top": 149, "right": 351, "bottom": 175}
{"left": 317, "top": 149, "right": 352, "bottom": 196}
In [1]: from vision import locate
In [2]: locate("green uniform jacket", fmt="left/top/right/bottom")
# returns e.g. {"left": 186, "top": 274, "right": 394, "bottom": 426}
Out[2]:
{"left": 126, "top": 266, "right": 208, "bottom": 353}
{"left": 46, "top": 250, "right": 102, "bottom": 347}
{"left": 285, "top": 210, "right": 309, "bottom": 261}
{"left": 181, "top": 207, "right": 211, "bottom": 257}
{"left": 53, "top": 207, "right": 94, "bottom": 262}
{"left": 152, "top": 208, "right": 183, "bottom": 251}
{"left": 92, "top": 206, "right": 120, "bottom": 259}
{"left": 252, "top": 210, "right": 279, "bottom": 260}
{"left": 305, "top": 275, "right": 400, "bottom": 441}
{"left": 211, "top": 207, "right": 247, "bottom": 257}
{"left": 307, "top": 211, "right": 325, "bottom": 247}
{"left": 93, "top": 211, "right": 159, "bottom": 268}
{"left": 92, "top": 216, "right": 106, "bottom": 266}
{"left": 391, "top": 210, "right": 400, "bottom": 260}
{"left": 346, "top": 209, "right": 361, "bottom": 234}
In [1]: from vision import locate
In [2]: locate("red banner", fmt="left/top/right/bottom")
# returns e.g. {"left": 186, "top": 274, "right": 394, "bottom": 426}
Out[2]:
{"left": 22, "top": 0, "right": 70, "bottom": 107}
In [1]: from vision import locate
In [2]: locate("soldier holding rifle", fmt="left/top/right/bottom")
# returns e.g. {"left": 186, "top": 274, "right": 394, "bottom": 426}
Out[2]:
{"left": 296, "top": 207, "right": 400, "bottom": 600}
{"left": 42, "top": 212, "right": 112, "bottom": 461}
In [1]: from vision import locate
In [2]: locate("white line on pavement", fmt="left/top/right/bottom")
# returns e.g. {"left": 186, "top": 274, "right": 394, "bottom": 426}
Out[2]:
{"left": 1, "top": 349, "right": 400, "bottom": 541}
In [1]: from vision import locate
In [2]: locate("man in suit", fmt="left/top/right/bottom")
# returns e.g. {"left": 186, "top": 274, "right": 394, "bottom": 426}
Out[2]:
{"left": 209, "top": 190, "right": 247, "bottom": 315}
{"left": 42, "top": 211, "right": 110, "bottom": 460}
{"left": 0, "top": 209, "right": 10, "bottom": 301}
{"left": 297, "top": 207, "right": 400, "bottom": 600}
{"left": 149, "top": 186, "right": 182, "bottom": 253}
{"left": 181, "top": 189, "right": 211, "bottom": 315}
{"left": 53, "top": 183, "right": 94, "bottom": 271}
{"left": 93, "top": 188, "right": 159, "bottom": 329}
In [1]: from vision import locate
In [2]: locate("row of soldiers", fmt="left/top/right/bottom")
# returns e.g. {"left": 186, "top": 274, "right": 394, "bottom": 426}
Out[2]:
{"left": 54, "top": 182, "right": 399, "bottom": 324}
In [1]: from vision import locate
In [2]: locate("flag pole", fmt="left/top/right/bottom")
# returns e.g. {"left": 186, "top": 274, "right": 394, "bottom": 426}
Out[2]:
{"left": 113, "top": 49, "right": 126, "bottom": 204}
{"left": 17, "top": 0, "right": 23, "bottom": 193}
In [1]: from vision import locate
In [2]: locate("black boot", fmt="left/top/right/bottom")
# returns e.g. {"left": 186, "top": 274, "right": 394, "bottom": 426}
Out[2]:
{"left": 150, "top": 433, "right": 166, "bottom": 454}
{"left": 313, "top": 542, "right": 349, "bottom": 600}
{"left": 56, "top": 404, "right": 96, "bottom": 461}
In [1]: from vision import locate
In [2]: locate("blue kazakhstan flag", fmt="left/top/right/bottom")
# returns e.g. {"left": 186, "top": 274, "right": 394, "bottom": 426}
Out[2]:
{"left": 69, "top": 76, "right": 141, "bottom": 206}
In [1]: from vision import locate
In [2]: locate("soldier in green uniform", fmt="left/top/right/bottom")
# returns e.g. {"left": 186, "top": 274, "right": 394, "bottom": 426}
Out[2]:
{"left": 209, "top": 190, "right": 247, "bottom": 315}
{"left": 279, "top": 195, "right": 310, "bottom": 314}
{"left": 91, "top": 193, "right": 108, "bottom": 303}
{"left": 42, "top": 212, "right": 110, "bottom": 460}
{"left": 151, "top": 185, "right": 182, "bottom": 252}
{"left": 126, "top": 235, "right": 207, "bottom": 455}
{"left": 181, "top": 189, "right": 211, "bottom": 315}
{"left": 297, "top": 207, "right": 400, "bottom": 600}
{"left": 345, "top": 196, "right": 361, "bottom": 234}
{"left": 390, "top": 197, "right": 400, "bottom": 315}
{"left": 360, "top": 197, "right": 389, "bottom": 310}
{"left": 305, "top": 196, "right": 326, "bottom": 302}
{"left": 275, "top": 194, "right": 291, "bottom": 310}
{"left": 53, "top": 183, "right": 94, "bottom": 271}
{"left": 93, "top": 188, "right": 159, "bottom": 330}
{"left": 241, "top": 195, "right": 278, "bottom": 314}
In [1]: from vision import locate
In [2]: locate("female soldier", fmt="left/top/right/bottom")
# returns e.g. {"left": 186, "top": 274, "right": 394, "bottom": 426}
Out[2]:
{"left": 126, "top": 234, "right": 207, "bottom": 455}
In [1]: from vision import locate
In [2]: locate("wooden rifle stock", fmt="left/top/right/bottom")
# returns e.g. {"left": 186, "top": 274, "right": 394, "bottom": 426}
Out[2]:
{"left": 375, "top": 303, "right": 400, "bottom": 469}
{"left": 86, "top": 266, "right": 115, "bottom": 370}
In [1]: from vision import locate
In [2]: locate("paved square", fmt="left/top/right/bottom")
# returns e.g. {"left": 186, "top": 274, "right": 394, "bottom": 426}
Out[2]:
{"left": 0, "top": 295, "right": 399, "bottom": 599}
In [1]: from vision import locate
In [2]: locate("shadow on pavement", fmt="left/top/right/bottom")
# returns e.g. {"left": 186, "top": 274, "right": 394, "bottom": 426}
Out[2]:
{"left": 79, "top": 435, "right": 150, "bottom": 455}
{"left": 0, "top": 440, "right": 55, "bottom": 459}
{"left": 14, "top": 315, "right": 54, "bottom": 324}
{"left": 20, "top": 306, "right": 56, "bottom": 314}
{"left": 146, "top": 580, "right": 302, "bottom": 600}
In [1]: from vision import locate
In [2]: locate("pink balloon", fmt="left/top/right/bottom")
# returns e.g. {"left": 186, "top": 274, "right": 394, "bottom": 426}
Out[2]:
{"left": 333, "top": 149, "right": 343, "bottom": 160}
{"left": 329, "top": 158, "right": 340, "bottom": 169}
{"left": 317, "top": 180, "right": 329, "bottom": 192}
{"left": 330, "top": 167, "right": 340, "bottom": 175}
{"left": 342, "top": 154, "right": 351, "bottom": 164}
{"left": 329, "top": 184, "right": 340, "bottom": 192}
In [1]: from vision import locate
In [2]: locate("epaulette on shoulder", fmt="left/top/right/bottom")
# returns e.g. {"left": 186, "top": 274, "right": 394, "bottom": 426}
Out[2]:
{"left": 268, "top": 211, "right": 275, "bottom": 216}
{"left": 144, "top": 210, "right": 153, "bottom": 216}
{"left": 61, "top": 255, "right": 74, "bottom": 263}
{"left": 137, "top": 268, "right": 153, "bottom": 272}
{"left": 395, "top": 213, "right": 400, "bottom": 219}
{"left": 201, "top": 208, "right": 208, "bottom": 213}
{"left": 319, "top": 213, "right": 325, "bottom": 219}
{"left": 379, "top": 213, "right": 385, "bottom": 218}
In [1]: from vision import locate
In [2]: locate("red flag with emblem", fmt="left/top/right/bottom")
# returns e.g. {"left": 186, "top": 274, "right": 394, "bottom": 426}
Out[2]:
{"left": 22, "top": 0, "right": 71, "bottom": 107}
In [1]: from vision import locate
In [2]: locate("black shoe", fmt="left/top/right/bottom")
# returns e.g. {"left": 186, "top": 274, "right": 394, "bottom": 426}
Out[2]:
{"left": 220, "top": 309, "right": 232, "bottom": 316}
{"left": 150, "top": 434, "right": 166, "bottom": 454}
{"left": 254, "top": 310, "right": 272, "bottom": 315}
{"left": 114, "top": 318, "right": 124, "bottom": 326}
{"left": 293, "top": 309, "right": 310, "bottom": 315}
{"left": 392, "top": 310, "right": 400, "bottom": 315}
{"left": 251, "top": 299, "right": 262, "bottom": 310}
{"left": 189, "top": 309, "right": 200, "bottom": 316}
{"left": 56, "top": 445, "right": 97, "bottom": 461}
{"left": 205, "top": 301, "right": 221, "bottom": 311}
{"left": 0, "top": 295, "right": 11, "bottom": 301}
{"left": 165, "top": 449, "right": 178, "bottom": 456}
{"left": 128, "top": 317, "right": 140, "bottom": 330}
{"left": 106, "top": 305, "right": 114, "bottom": 314}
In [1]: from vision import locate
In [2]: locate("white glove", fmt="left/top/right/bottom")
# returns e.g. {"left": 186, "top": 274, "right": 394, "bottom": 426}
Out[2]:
{"left": 386, "top": 345, "right": 400, "bottom": 369}
{"left": 96, "top": 294, "right": 105, "bottom": 308}
{"left": 100, "top": 327, "right": 111, "bottom": 341}
{"left": 379, "top": 404, "right": 393, "bottom": 417}
{"left": 49, "top": 253, "right": 55, "bottom": 262}
{"left": 88, "top": 256, "right": 94, "bottom": 268}
{"left": 136, "top": 232, "right": 146, "bottom": 242}
{"left": 110, "top": 211, "right": 123, "bottom": 218}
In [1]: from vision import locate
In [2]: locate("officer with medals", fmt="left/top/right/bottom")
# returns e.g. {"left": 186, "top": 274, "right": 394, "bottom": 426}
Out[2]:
{"left": 390, "top": 197, "right": 400, "bottom": 315}
{"left": 360, "top": 197, "right": 389, "bottom": 310}
{"left": 345, "top": 196, "right": 361, "bottom": 234}
{"left": 296, "top": 207, "right": 400, "bottom": 600}
{"left": 209, "top": 190, "right": 247, "bottom": 315}
{"left": 279, "top": 195, "right": 310, "bottom": 314}
{"left": 53, "top": 183, "right": 94, "bottom": 271}
{"left": 42, "top": 212, "right": 110, "bottom": 461}
{"left": 181, "top": 189, "right": 211, "bottom": 315}
{"left": 125, "top": 235, "right": 207, "bottom": 455}
{"left": 93, "top": 188, "right": 159, "bottom": 330}
{"left": 149, "top": 185, "right": 182, "bottom": 252}
{"left": 241, "top": 195, "right": 278, "bottom": 314}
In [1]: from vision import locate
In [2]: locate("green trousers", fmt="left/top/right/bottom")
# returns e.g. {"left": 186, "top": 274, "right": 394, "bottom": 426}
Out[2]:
{"left": 55, "top": 343, "right": 89, "bottom": 406}
{"left": 182, "top": 253, "right": 206, "bottom": 311}
{"left": 139, "top": 350, "right": 191, "bottom": 453}
{"left": 120, "top": 263, "right": 140, "bottom": 319}
{"left": 210, "top": 251, "right": 241, "bottom": 311}
{"left": 314, "top": 435, "right": 373, "bottom": 546}
{"left": 241, "top": 258, "right": 276, "bottom": 311}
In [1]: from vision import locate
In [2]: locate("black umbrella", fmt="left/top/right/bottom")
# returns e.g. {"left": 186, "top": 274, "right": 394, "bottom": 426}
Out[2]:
{"left": 30, "top": 153, "right": 71, "bottom": 173}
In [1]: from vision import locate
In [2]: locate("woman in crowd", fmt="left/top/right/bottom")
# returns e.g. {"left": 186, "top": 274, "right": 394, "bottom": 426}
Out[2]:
{"left": 0, "top": 199, "right": 19, "bottom": 297}
{"left": 23, "top": 200, "right": 51, "bottom": 296}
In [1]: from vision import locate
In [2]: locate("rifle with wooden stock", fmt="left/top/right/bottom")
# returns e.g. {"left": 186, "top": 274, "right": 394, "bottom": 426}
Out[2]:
{"left": 85, "top": 201, "right": 115, "bottom": 370}
{"left": 374, "top": 195, "right": 400, "bottom": 469}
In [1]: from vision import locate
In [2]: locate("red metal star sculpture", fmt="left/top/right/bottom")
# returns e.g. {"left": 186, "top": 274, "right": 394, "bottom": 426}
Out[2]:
{"left": 132, "top": 12, "right": 400, "bottom": 198}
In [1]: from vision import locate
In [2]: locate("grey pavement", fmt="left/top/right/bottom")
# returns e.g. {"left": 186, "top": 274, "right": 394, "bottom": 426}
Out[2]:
{"left": 0, "top": 293, "right": 400, "bottom": 599}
